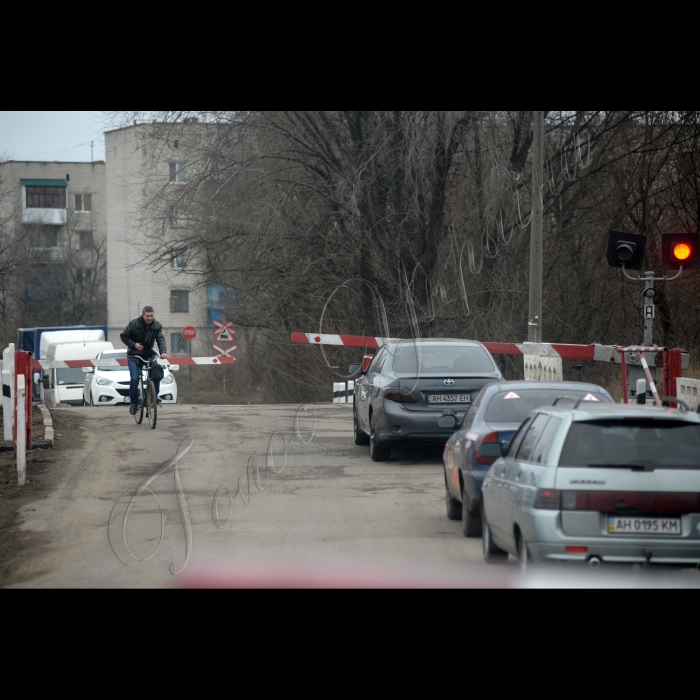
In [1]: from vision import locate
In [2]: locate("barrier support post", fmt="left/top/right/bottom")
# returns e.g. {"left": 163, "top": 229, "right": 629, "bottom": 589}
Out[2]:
{"left": 665, "top": 349, "right": 682, "bottom": 399}
{"left": 16, "top": 374, "right": 26, "bottom": 485}
{"left": 620, "top": 350, "right": 628, "bottom": 404}
{"left": 14, "top": 351, "right": 32, "bottom": 452}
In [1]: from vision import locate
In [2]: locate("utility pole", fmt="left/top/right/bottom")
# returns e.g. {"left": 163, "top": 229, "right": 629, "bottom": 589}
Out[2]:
{"left": 528, "top": 111, "right": 544, "bottom": 343}
{"left": 642, "top": 272, "right": 655, "bottom": 345}
{"left": 91, "top": 140, "right": 94, "bottom": 162}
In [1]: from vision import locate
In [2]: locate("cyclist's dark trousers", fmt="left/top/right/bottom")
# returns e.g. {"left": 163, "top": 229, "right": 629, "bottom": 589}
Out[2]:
{"left": 128, "top": 359, "right": 160, "bottom": 404}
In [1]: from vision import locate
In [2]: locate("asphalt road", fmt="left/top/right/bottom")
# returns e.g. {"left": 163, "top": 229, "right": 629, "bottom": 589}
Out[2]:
{"left": 4, "top": 403, "right": 699, "bottom": 588}
{"left": 3, "top": 403, "right": 514, "bottom": 588}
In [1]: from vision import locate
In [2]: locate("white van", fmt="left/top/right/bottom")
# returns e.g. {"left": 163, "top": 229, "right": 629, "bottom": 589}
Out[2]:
{"left": 42, "top": 341, "right": 115, "bottom": 407}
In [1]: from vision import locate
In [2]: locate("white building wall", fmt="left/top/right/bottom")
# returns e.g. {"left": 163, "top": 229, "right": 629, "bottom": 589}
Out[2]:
{"left": 105, "top": 125, "right": 208, "bottom": 354}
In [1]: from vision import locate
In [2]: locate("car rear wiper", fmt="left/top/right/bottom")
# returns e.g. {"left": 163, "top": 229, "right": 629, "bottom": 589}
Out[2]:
{"left": 586, "top": 462, "right": 654, "bottom": 472}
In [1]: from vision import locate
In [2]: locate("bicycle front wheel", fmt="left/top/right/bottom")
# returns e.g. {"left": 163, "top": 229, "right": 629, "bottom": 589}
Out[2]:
{"left": 147, "top": 380, "right": 157, "bottom": 429}
{"left": 134, "top": 384, "right": 144, "bottom": 424}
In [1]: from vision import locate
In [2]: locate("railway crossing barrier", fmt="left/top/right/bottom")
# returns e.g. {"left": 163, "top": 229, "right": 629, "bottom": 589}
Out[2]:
{"left": 291, "top": 333, "right": 689, "bottom": 401}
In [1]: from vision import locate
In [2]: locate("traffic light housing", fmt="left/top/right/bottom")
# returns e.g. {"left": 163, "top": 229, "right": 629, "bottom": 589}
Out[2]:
{"left": 607, "top": 231, "right": 646, "bottom": 270}
{"left": 661, "top": 233, "right": 700, "bottom": 270}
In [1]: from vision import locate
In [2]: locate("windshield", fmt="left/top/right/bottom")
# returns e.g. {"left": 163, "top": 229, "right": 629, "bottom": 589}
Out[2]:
{"left": 97, "top": 352, "right": 127, "bottom": 371}
{"left": 56, "top": 368, "right": 87, "bottom": 386}
{"left": 392, "top": 345, "right": 495, "bottom": 374}
{"left": 559, "top": 419, "right": 700, "bottom": 469}
{"left": 484, "top": 389, "right": 610, "bottom": 424}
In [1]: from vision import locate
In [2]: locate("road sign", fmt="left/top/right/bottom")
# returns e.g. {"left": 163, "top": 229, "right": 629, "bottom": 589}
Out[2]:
{"left": 213, "top": 320, "right": 236, "bottom": 342}
{"left": 644, "top": 305, "right": 655, "bottom": 319}
{"left": 213, "top": 344, "right": 237, "bottom": 359}
{"left": 182, "top": 326, "right": 197, "bottom": 340}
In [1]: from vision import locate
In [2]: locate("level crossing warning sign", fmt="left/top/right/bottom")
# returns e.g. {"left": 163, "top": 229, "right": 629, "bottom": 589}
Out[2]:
{"left": 213, "top": 320, "right": 236, "bottom": 342}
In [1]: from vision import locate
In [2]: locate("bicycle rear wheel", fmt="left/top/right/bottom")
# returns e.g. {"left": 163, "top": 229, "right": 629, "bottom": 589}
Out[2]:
{"left": 134, "top": 384, "right": 144, "bottom": 424}
{"left": 147, "top": 380, "right": 157, "bottom": 429}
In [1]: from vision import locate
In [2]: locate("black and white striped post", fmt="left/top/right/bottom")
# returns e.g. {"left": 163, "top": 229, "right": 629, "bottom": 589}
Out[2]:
{"left": 2, "top": 344, "right": 14, "bottom": 442}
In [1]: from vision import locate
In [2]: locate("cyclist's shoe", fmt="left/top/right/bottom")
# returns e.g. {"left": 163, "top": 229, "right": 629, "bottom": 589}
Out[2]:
{"left": 157, "top": 397, "right": 163, "bottom": 404}
{"left": 129, "top": 403, "right": 138, "bottom": 415}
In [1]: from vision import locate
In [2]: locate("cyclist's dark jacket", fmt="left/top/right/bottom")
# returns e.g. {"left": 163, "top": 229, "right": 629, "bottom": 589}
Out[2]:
{"left": 120, "top": 317, "right": 167, "bottom": 359}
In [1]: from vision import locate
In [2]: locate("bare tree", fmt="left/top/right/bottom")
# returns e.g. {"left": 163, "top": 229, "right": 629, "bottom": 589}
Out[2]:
{"left": 108, "top": 111, "right": 700, "bottom": 401}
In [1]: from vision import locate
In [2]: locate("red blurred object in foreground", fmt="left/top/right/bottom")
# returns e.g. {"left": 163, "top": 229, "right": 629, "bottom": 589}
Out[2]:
{"left": 176, "top": 559, "right": 512, "bottom": 589}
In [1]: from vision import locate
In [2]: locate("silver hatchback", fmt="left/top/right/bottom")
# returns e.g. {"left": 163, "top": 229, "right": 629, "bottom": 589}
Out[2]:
{"left": 481, "top": 403, "right": 700, "bottom": 569}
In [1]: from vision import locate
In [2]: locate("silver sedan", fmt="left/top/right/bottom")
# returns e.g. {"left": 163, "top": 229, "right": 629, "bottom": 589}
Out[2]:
{"left": 481, "top": 403, "right": 700, "bottom": 570}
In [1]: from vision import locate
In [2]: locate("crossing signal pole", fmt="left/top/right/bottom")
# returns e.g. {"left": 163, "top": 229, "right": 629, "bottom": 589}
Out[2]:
{"left": 528, "top": 111, "right": 544, "bottom": 343}
{"left": 607, "top": 230, "right": 698, "bottom": 398}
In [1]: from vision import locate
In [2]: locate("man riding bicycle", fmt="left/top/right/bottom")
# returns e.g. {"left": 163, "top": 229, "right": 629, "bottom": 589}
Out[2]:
{"left": 120, "top": 306, "right": 168, "bottom": 416}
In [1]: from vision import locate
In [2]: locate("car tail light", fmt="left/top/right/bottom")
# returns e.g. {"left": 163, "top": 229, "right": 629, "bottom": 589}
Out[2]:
{"left": 475, "top": 431, "right": 499, "bottom": 465}
{"left": 383, "top": 386, "right": 418, "bottom": 404}
{"left": 534, "top": 489, "right": 561, "bottom": 509}
{"left": 561, "top": 490, "right": 700, "bottom": 514}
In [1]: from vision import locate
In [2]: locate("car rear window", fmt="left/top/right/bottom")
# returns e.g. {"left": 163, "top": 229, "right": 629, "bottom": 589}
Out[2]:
{"left": 558, "top": 419, "right": 700, "bottom": 469}
{"left": 56, "top": 368, "right": 86, "bottom": 385}
{"left": 484, "top": 389, "right": 609, "bottom": 424}
{"left": 392, "top": 345, "right": 494, "bottom": 374}
{"left": 98, "top": 352, "right": 127, "bottom": 371}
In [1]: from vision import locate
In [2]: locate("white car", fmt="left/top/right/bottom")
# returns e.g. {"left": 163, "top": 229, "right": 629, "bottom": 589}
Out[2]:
{"left": 83, "top": 349, "right": 178, "bottom": 406}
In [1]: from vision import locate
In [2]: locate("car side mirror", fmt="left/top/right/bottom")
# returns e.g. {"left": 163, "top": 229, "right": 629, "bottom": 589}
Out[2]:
{"left": 42, "top": 375, "right": 50, "bottom": 389}
{"left": 496, "top": 362, "right": 504, "bottom": 373}
{"left": 479, "top": 442, "right": 503, "bottom": 458}
{"left": 82, "top": 367, "right": 94, "bottom": 373}
{"left": 347, "top": 363, "right": 363, "bottom": 376}
{"left": 170, "top": 365, "right": 180, "bottom": 372}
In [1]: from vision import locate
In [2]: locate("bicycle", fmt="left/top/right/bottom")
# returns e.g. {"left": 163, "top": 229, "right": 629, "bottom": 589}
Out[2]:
{"left": 132, "top": 356, "right": 167, "bottom": 429}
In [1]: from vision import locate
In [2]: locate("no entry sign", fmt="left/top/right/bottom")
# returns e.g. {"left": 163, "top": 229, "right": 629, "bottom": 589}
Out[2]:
{"left": 183, "top": 326, "right": 197, "bottom": 340}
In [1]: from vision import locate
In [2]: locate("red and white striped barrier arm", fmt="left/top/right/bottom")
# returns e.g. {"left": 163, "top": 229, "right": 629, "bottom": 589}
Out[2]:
{"left": 290, "top": 333, "right": 616, "bottom": 362}
{"left": 32, "top": 356, "right": 237, "bottom": 370}
{"left": 290, "top": 332, "right": 397, "bottom": 348}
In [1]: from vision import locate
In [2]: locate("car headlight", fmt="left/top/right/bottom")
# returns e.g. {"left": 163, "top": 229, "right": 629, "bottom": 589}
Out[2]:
{"left": 161, "top": 374, "right": 174, "bottom": 385}
{"left": 96, "top": 376, "right": 113, "bottom": 386}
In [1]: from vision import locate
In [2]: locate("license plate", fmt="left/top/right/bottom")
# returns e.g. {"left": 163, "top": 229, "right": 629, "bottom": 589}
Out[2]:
{"left": 426, "top": 394, "right": 471, "bottom": 404}
{"left": 607, "top": 516, "right": 682, "bottom": 535}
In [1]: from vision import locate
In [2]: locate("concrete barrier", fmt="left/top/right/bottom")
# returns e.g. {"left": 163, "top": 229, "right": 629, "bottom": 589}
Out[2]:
{"left": 332, "top": 381, "right": 355, "bottom": 403}
{"left": 677, "top": 377, "right": 700, "bottom": 411}
{"left": 524, "top": 354, "right": 563, "bottom": 381}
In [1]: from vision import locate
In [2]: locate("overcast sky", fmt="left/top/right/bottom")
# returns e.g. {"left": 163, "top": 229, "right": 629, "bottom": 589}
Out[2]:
{"left": 0, "top": 111, "right": 111, "bottom": 162}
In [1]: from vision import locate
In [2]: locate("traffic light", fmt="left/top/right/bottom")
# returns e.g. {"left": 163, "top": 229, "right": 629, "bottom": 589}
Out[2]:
{"left": 661, "top": 233, "right": 700, "bottom": 270}
{"left": 607, "top": 231, "right": 647, "bottom": 270}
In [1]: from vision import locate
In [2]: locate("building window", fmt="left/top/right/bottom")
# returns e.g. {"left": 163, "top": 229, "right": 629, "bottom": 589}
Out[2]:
{"left": 26, "top": 186, "right": 66, "bottom": 208}
{"left": 171, "top": 332, "right": 190, "bottom": 355}
{"left": 79, "top": 268, "right": 94, "bottom": 284}
{"left": 74, "top": 194, "right": 92, "bottom": 212}
{"left": 169, "top": 162, "right": 187, "bottom": 183}
{"left": 172, "top": 249, "right": 189, "bottom": 269}
{"left": 170, "top": 289, "right": 189, "bottom": 312}
{"left": 44, "top": 228, "right": 58, "bottom": 247}
{"left": 78, "top": 231, "right": 94, "bottom": 249}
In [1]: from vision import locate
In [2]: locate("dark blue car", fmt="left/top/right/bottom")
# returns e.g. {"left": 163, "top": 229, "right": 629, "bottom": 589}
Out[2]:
{"left": 443, "top": 380, "right": 614, "bottom": 537}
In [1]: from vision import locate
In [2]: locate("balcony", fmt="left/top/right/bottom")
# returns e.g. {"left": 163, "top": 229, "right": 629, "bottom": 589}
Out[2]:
{"left": 28, "top": 246, "right": 67, "bottom": 262}
{"left": 22, "top": 207, "right": 67, "bottom": 225}
{"left": 21, "top": 178, "right": 68, "bottom": 225}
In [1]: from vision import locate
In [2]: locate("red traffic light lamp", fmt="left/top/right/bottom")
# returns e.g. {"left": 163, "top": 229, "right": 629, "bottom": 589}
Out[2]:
{"left": 662, "top": 233, "right": 700, "bottom": 270}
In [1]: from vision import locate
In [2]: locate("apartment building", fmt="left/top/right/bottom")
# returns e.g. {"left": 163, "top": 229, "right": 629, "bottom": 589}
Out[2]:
{"left": 104, "top": 124, "right": 223, "bottom": 356}
{"left": 0, "top": 160, "right": 106, "bottom": 331}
